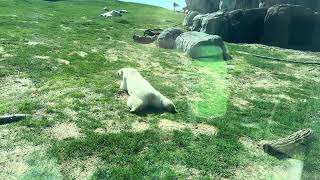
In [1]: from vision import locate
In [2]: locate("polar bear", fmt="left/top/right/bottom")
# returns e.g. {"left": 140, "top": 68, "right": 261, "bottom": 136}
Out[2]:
{"left": 117, "top": 68, "right": 177, "bottom": 113}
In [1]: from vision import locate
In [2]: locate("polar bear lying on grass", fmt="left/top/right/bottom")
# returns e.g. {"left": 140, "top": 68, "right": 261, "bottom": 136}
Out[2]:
{"left": 117, "top": 68, "right": 177, "bottom": 113}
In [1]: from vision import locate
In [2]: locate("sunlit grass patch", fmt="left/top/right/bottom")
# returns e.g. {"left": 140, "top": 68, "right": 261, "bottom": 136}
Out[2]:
{"left": 189, "top": 47, "right": 229, "bottom": 118}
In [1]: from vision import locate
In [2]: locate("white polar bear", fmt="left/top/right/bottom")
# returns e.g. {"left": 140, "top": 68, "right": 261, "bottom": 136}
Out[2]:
{"left": 117, "top": 68, "right": 177, "bottom": 113}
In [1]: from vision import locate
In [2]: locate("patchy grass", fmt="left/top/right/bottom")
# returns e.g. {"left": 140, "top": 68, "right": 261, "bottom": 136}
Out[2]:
{"left": 0, "top": 0, "right": 320, "bottom": 179}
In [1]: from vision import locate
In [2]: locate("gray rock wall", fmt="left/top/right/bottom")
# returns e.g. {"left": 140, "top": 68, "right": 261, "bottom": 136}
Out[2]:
{"left": 185, "top": 0, "right": 320, "bottom": 13}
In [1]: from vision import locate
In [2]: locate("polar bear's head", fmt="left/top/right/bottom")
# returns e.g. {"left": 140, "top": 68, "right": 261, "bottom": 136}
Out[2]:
{"left": 117, "top": 68, "right": 138, "bottom": 78}
{"left": 117, "top": 69, "right": 124, "bottom": 78}
{"left": 161, "top": 97, "right": 177, "bottom": 113}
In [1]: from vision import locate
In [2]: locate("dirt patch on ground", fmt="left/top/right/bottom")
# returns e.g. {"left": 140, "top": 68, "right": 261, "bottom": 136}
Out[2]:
{"left": 0, "top": 46, "right": 14, "bottom": 59}
{"left": 158, "top": 119, "right": 218, "bottom": 136}
{"left": 33, "top": 55, "right": 50, "bottom": 60}
{"left": 0, "top": 126, "right": 28, "bottom": 149}
{"left": 239, "top": 137, "right": 265, "bottom": 156}
{"left": 60, "top": 24, "right": 72, "bottom": 32}
{"left": 69, "top": 51, "right": 88, "bottom": 58}
{"left": 131, "top": 121, "right": 150, "bottom": 132}
{"left": 60, "top": 156, "right": 100, "bottom": 180}
{"left": 25, "top": 41, "right": 42, "bottom": 46}
{"left": 94, "top": 119, "right": 125, "bottom": 134}
{"left": 0, "top": 76, "right": 34, "bottom": 101}
{"left": 234, "top": 158, "right": 303, "bottom": 180}
{"left": 171, "top": 164, "right": 201, "bottom": 179}
{"left": 115, "top": 91, "right": 129, "bottom": 101}
{"left": 37, "top": 85, "right": 104, "bottom": 122}
{"left": 105, "top": 48, "right": 119, "bottom": 62}
{"left": 57, "top": 58, "right": 70, "bottom": 65}
{"left": 0, "top": 144, "right": 41, "bottom": 179}
{"left": 0, "top": 125, "right": 50, "bottom": 179}
{"left": 47, "top": 122, "right": 82, "bottom": 140}
{"left": 232, "top": 97, "right": 250, "bottom": 110}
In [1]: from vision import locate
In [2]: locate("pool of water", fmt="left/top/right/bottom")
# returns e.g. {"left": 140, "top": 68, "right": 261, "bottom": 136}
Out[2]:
{"left": 119, "top": 0, "right": 186, "bottom": 11}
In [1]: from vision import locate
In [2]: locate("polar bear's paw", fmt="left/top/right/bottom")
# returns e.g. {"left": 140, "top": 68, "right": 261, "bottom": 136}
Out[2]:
{"left": 127, "top": 95, "right": 144, "bottom": 113}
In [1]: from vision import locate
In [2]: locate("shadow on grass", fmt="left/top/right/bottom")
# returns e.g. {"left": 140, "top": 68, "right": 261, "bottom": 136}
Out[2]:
{"left": 132, "top": 106, "right": 176, "bottom": 117}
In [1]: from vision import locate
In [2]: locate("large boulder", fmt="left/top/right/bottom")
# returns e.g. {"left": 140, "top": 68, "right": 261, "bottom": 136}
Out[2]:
{"left": 191, "top": 14, "right": 209, "bottom": 31}
{"left": 185, "top": 0, "right": 320, "bottom": 13}
{"left": 185, "top": 0, "right": 219, "bottom": 13}
{"left": 234, "top": 0, "right": 259, "bottom": 9}
{"left": 200, "top": 11, "right": 230, "bottom": 40}
{"left": 183, "top": 11, "right": 200, "bottom": 27}
{"left": 157, "top": 27, "right": 184, "bottom": 49}
{"left": 219, "top": 0, "right": 236, "bottom": 11}
{"left": 175, "top": 31, "right": 231, "bottom": 60}
{"left": 264, "top": 4, "right": 319, "bottom": 50}
{"left": 198, "top": 8, "right": 267, "bottom": 43}
{"left": 228, "top": 8, "right": 267, "bottom": 43}
{"left": 263, "top": 0, "right": 320, "bottom": 11}
{"left": 312, "top": 13, "right": 320, "bottom": 50}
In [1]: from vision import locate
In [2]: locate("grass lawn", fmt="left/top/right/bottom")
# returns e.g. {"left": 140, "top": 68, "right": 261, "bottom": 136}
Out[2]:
{"left": 0, "top": 0, "right": 319, "bottom": 179}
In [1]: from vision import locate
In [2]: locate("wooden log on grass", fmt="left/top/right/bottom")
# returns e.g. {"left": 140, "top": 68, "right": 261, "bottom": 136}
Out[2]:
{"left": 0, "top": 114, "right": 27, "bottom": 124}
{"left": 260, "top": 129, "right": 314, "bottom": 158}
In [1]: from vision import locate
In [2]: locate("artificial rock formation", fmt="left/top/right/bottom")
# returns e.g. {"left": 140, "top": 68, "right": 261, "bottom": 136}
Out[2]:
{"left": 185, "top": 0, "right": 219, "bottom": 13}
{"left": 185, "top": 0, "right": 320, "bottom": 13}
{"left": 198, "top": 8, "right": 267, "bottom": 43}
{"left": 184, "top": 4, "right": 320, "bottom": 51}
{"left": 183, "top": 11, "right": 200, "bottom": 27}
{"left": 157, "top": 27, "right": 184, "bottom": 49}
{"left": 175, "top": 31, "right": 231, "bottom": 60}
{"left": 264, "top": 4, "right": 320, "bottom": 50}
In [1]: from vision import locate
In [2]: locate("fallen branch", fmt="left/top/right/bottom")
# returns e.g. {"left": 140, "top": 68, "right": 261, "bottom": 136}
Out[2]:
{"left": 0, "top": 114, "right": 27, "bottom": 125}
{"left": 237, "top": 51, "right": 320, "bottom": 65}
{"left": 259, "top": 129, "right": 314, "bottom": 159}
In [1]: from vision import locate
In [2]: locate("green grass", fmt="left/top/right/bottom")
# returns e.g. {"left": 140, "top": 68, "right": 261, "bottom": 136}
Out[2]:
{"left": 0, "top": 0, "right": 320, "bottom": 179}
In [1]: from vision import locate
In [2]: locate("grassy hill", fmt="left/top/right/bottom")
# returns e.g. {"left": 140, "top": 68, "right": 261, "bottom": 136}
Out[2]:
{"left": 0, "top": 0, "right": 319, "bottom": 179}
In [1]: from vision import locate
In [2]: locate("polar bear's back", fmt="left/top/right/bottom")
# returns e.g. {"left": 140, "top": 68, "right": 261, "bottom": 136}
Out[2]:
{"left": 124, "top": 69, "right": 159, "bottom": 99}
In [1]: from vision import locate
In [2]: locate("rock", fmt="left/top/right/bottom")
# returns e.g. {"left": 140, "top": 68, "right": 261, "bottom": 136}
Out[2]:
{"left": 228, "top": 8, "right": 267, "bottom": 43}
{"left": 175, "top": 31, "right": 231, "bottom": 60}
{"left": 185, "top": 0, "right": 320, "bottom": 13}
{"left": 198, "top": 8, "right": 267, "bottom": 43}
{"left": 185, "top": 0, "right": 219, "bottom": 13}
{"left": 263, "top": 0, "right": 320, "bottom": 11}
{"left": 185, "top": 0, "right": 259, "bottom": 13}
{"left": 157, "top": 27, "right": 184, "bottom": 49}
{"left": 100, "top": 10, "right": 122, "bottom": 18}
{"left": 119, "top": 10, "right": 128, "bottom": 13}
{"left": 144, "top": 29, "right": 163, "bottom": 36}
{"left": 200, "top": 11, "right": 230, "bottom": 40}
{"left": 183, "top": 11, "right": 200, "bottom": 27}
{"left": 259, "top": 1, "right": 266, "bottom": 8}
{"left": 219, "top": 0, "right": 236, "bottom": 11}
{"left": 234, "top": 0, "right": 259, "bottom": 9}
{"left": 312, "top": 13, "right": 320, "bottom": 50}
{"left": 264, "top": 4, "right": 319, "bottom": 50}
{"left": 191, "top": 14, "right": 209, "bottom": 31}
{"left": 133, "top": 35, "right": 157, "bottom": 44}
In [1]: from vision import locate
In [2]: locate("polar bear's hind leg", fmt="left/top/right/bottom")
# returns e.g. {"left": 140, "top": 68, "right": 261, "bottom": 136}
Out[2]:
{"left": 127, "top": 95, "right": 144, "bottom": 112}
